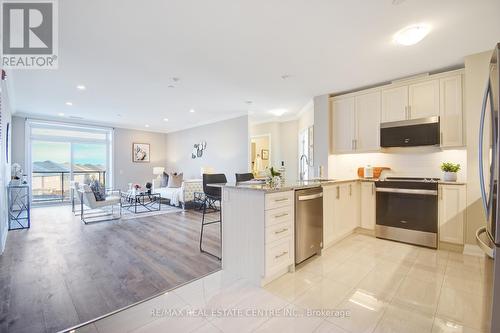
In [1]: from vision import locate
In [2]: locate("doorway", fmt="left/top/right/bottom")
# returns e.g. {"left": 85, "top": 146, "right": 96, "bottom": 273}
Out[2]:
{"left": 250, "top": 134, "right": 271, "bottom": 177}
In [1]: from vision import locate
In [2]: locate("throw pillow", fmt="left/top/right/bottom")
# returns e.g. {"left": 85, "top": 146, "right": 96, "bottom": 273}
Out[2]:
{"left": 167, "top": 172, "right": 183, "bottom": 188}
{"left": 160, "top": 171, "right": 169, "bottom": 187}
{"left": 89, "top": 180, "right": 105, "bottom": 201}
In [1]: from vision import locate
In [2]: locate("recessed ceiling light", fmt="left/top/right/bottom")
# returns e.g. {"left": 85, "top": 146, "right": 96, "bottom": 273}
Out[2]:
{"left": 393, "top": 24, "right": 431, "bottom": 46}
{"left": 65, "top": 102, "right": 73, "bottom": 106}
{"left": 145, "top": 124, "right": 150, "bottom": 128}
{"left": 76, "top": 85, "right": 86, "bottom": 90}
{"left": 189, "top": 109, "right": 195, "bottom": 113}
{"left": 269, "top": 108, "right": 287, "bottom": 117}
{"left": 163, "top": 118, "right": 169, "bottom": 122}
{"left": 58, "top": 112, "right": 65, "bottom": 117}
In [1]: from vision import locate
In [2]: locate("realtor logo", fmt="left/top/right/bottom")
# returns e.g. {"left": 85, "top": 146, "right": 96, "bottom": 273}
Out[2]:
{"left": 1, "top": 0, "right": 58, "bottom": 69}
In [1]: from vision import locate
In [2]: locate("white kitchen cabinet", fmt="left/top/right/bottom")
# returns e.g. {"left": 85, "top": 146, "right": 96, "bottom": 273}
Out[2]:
{"left": 408, "top": 79, "right": 440, "bottom": 119}
{"left": 331, "top": 92, "right": 381, "bottom": 153}
{"left": 440, "top": 75, "right": 464, "bottom": 147}
{"left": 438, "top": 184, "right": 466, "bottom": 245}
{"left": 355, "top": 92, "right": 381, "bottom": 151}
{"left": 360, "top": 182, "right": 376, "bottom": 230}
{"left": 329, "top": 182, "right": 360, "bottom": 247}
{"left": 381, "top": 86, "right": 408, "bottom": 122}
{"left": 332, "top": 97, "right": 355, "bottom": 153}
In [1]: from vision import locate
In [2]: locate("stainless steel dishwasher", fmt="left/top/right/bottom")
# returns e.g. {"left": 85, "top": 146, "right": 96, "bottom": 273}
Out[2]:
{"left": 295, "top": 187, "right": 323, "bottom": 264}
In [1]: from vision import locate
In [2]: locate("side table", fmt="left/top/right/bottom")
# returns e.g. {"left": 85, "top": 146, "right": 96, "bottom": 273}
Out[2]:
{"left": 8, "top": 183, "right": 30, "bottom": 230}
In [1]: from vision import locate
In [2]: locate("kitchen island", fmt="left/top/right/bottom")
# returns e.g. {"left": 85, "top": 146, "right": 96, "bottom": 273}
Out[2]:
{"left": 213, "top": 180, "right": 332, "bottom": 286}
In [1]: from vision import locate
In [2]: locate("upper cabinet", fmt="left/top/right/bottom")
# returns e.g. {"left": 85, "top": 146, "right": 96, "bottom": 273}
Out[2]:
{"left": 330, "top": 69, "right": 464, "bottom": 153}
{"left": 408, "top": 79, "right": 440, "bottom": 119}
{"left": 381, "top": 86, "right": 408, "bottom": 122}
{"left": 331, "top": 91, "right": 381, "bottom": 153}
{"left": 440, "top": 75, "right": 464, "bottom": 147}
{"left": 355, "top": 92, "right": 381, "bottom": 151}
{"left": 381, "top": 79, "right": 440, "bottom": 122}
{"left": 331, "top": 97, "right": 355, "bottom": 153}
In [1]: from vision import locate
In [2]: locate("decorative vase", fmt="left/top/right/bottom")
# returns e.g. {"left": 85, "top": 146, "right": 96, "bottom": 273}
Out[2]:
{"left": 443, "top": 172, "right": 457, "bottom": 182}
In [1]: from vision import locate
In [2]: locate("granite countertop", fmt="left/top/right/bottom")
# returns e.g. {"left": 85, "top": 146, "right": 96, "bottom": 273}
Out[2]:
{"left": 208, "top": 178, "right": 466, "bottom": 192}
{"left": 208, "top": 179, "right": 339, "bottom": 193}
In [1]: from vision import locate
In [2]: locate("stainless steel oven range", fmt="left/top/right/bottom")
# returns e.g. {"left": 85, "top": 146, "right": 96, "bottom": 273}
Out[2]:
{"left": 375, "top": 177, "right": 439, "bottom": 248}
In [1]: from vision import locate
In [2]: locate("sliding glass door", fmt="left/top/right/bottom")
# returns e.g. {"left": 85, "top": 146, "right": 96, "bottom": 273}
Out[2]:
{"left": 27, "top": 121, "right": 113, "bottom": 205}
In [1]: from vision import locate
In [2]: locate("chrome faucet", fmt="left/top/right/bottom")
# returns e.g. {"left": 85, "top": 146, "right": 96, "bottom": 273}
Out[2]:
{"left": 299, "top": 154, "right": 309, "bottom": 181}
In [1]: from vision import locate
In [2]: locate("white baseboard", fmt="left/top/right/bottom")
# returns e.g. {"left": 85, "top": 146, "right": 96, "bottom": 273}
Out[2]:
{"left": 463, "top": 244, "right": 486, "bottom": 258}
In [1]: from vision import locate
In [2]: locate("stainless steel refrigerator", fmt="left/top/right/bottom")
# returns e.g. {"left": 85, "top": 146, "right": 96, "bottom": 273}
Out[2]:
{"left": 477, "top": 43, "right": 500, "bottom": 333}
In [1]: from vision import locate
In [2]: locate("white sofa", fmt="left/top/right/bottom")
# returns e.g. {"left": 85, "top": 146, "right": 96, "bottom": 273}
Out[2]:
{"left": 152, "top": 178, "right": 203, "bottom": 209}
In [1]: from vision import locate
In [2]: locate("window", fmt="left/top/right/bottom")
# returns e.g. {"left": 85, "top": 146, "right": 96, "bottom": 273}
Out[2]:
{"left": 26, "top": 120, "right": 113, "bottom": 204}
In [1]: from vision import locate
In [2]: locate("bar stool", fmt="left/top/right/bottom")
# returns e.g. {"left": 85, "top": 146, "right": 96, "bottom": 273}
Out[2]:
{"left": 235, "top": 173, "right": 254, "bottom": 183}
{"left": 200, "top": 173, "right": 227, "bottom": 260}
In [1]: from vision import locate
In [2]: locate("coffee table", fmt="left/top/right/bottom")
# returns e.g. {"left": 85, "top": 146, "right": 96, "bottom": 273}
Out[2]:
{"left": 121, "top": 191, "right": 161, "bottom": 213}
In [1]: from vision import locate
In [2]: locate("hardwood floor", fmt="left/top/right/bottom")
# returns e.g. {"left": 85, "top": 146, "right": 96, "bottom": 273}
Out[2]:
{"left": 0, "top": 205, "right": 221, "bottom": 333}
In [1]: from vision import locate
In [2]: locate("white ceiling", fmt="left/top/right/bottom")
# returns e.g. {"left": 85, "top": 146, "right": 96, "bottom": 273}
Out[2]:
{"left": 8, "top": 0, "right": 500, "bottom": 133}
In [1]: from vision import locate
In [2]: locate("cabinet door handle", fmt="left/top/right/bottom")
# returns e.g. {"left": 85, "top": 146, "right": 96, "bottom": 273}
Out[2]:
{"left": 275, "top": 251, "right": 288, "bottom": 259}
{"left": 440, "top": 187, "right": 443, "bottom": 200}
{"left": 440, "top": 132, "right": 443, "bottom": 145}
{"left": 336, "top": 186, "right": 340, "bottom": 199}
{"left": 354, "top": 139, "right": 357, "bottom": 150}
{"left": 274, "top": 213, "right": 288, "bottom": 218}
{"left": 349, "top": 184, "right": 352, "bottom": 196}
{"left": 405, "top": 106, "right": 408, "bottom": 119}
{"left": 274, "top": 228, "right": 288, "bottom": 235}
{"left": 274, "top": 198, "right": 288, "bottom": 202}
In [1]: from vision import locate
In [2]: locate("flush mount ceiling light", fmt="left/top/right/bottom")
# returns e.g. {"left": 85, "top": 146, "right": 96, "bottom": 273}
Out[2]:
{"left": 145, "top": 124, "right": 150, "bottom": 128}
{"left": 76, "top": 85, "right": 86, "bottom": 90}
{"left": 393, "top": 24, "right": 431, "bottom": 46}
{"left": 189, "top": 109, "right": 195, "bottom": 113}
{"left": 65, "top": 101, "right": 73, "bottom": 106}
{"left": 269, "top": 108, "right": 287, "bottom": 117}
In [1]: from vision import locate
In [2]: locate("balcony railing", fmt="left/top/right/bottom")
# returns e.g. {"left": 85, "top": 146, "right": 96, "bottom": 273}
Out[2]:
{"left": 32, "top": 171, "right": 106, "bottom": 204}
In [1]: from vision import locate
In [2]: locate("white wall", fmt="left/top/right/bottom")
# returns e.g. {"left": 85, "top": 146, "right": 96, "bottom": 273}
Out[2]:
{"left": 11, "top": 116, "right": 25, "bottom": 169}
{"left": 165, "top": 116, "right": 249, "bottom": 182}
{"left": 113, "top": 127, "right": 167, "bottom": 191}
{"left": 328, "top": 148, "right": 467, "bottom": 181}
{"left": 0, "top": 81, "right": 13, "bottom": 253}
{"left": 464, "top": 50, "right": 492, "bottom": 244}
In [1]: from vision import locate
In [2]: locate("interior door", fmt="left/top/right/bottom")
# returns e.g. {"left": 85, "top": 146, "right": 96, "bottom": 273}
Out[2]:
{"left": 408, "top": 79, "right": 440, "bottom": 119}
{"left": 355, "top": 91, "right": 381, "bottom": 151}
{"left": 332, "top": 97, "right": 355, "bottom": 153}
{"left": 381, "top": 86, "right": 408, "bottom": 122}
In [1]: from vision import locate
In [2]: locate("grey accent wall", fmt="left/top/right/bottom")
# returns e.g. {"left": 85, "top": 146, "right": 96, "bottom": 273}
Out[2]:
{"left": 113, "top": 127, "right": 167, "bottom": 191}
{"left": 165, "top": 116, "right": 249, "bottom": 182}
{"left": 313, "top": 94, "right": 329, "bottom": 178}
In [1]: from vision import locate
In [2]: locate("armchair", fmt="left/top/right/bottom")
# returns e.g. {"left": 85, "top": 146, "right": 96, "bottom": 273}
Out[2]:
{"left": 78, "top": 184, "right": 122, "bottom": 224}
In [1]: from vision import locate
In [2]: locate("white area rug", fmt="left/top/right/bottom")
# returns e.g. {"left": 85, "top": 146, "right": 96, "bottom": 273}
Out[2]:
{"left": 120, "top": 204, "right": 183, "bottom": 220}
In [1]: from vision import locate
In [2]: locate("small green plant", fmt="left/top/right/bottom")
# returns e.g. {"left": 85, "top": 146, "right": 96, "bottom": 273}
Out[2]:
{"left": 441, "top": 162, "right": 461, "bottom": 173}
{"left": 270, "top": 166, "right": 281, "bottom": 177}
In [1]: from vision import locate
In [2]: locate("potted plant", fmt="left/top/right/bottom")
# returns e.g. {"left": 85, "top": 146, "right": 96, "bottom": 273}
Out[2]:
{"left": 441, "top": 162, "right": 461, "bottom": 182}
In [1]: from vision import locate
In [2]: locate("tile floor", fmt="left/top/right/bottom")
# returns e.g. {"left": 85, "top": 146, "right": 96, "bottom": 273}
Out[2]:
{"left": 77, "top": 234, "right": 493, "bottom": 333}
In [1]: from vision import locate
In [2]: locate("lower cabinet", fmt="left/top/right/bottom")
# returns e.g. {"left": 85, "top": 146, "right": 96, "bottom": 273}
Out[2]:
{"left": 438, "top": 184, "right": 466, "bottom": 245}
{"left": 360, "top": 182, "right": 376, "bottom": 230}
{"left": 264, "top": 191, "right": 294, "bottom": 282}
{"left": 323, "top": 181, "right": 360, "bottom": 248}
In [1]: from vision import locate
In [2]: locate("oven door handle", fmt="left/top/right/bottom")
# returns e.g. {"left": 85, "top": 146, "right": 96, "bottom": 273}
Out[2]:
{"left": 375, "top": 188, "right": 438, "bottom": 196}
